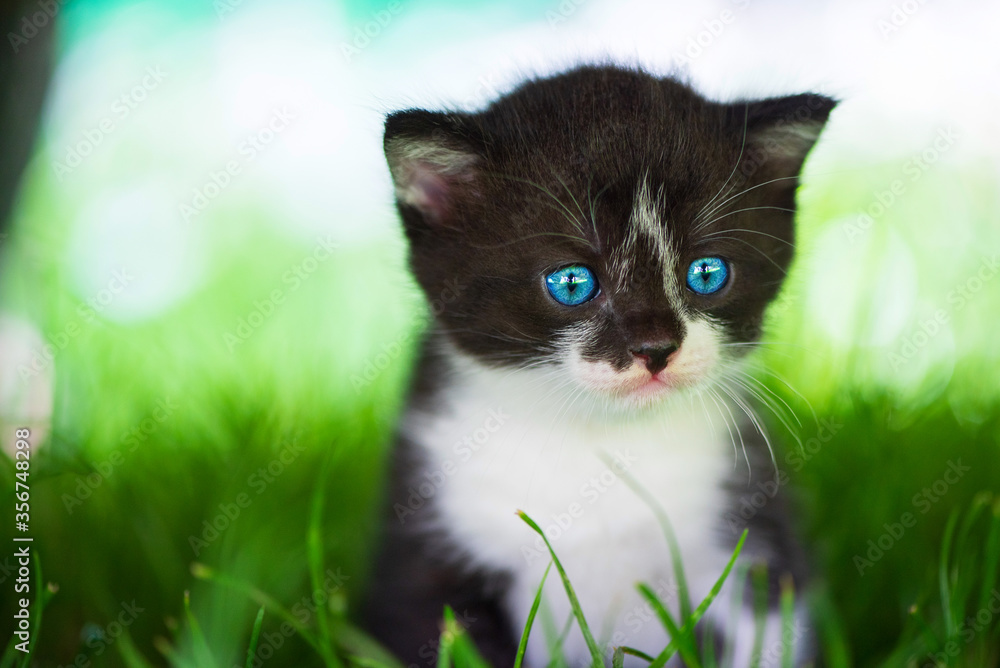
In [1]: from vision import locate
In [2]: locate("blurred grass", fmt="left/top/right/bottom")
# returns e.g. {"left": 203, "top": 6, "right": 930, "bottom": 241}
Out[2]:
{"left": 0, "top": 162, "right": 424, "bottom": 663}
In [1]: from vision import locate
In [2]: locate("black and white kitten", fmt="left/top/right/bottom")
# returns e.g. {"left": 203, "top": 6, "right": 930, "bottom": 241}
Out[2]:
{"left": 363, "top": 65, "right": 835, "bottom": 667}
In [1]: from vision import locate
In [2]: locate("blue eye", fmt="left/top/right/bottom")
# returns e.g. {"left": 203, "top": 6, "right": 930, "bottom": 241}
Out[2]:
{"left": 686, "top": 257, "right": 729, "bottom": 295}
{"left": 545, "top": 265, "right": 599, "bottom": 306}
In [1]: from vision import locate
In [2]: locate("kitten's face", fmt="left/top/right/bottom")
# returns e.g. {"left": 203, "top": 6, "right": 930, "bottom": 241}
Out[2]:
{"left": 386, "top": 66, "right": 833, "bottom": 407}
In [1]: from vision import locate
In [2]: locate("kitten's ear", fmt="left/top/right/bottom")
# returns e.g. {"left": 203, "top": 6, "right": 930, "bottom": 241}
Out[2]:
{"left": 731, "top": 93, "right": 837, "bottom": 180}
{"left": 384, "top": 110, "right": 485, "bottom": 230}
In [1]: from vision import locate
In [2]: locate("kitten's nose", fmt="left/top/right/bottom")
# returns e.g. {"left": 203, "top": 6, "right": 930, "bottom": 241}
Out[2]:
{"left": 630, "top": 343, "right": 680, "bottom": 375}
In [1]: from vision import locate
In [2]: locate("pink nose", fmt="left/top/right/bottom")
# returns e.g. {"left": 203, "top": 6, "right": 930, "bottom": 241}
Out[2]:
{"left": 630, "top": 343, "right": 679, "bottom": 375}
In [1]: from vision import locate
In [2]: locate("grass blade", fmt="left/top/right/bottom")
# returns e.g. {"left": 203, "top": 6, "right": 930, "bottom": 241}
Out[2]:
{"left": 749, "top": 564, "right": 768, "bottom": 668}
{"left": 938, "top": 508, "right": 959, "bottom": 639}
{"left": 647, "top": 530, "right": 748, "bottom": 668}
{"left": 517, "top": 510, "right": 604, "bottom": 668}
{"left": 330, "top": 623, "right": 406, "bottom": 668}
{"left": 637, "top": 583, "right": 699, "bottom": 666}
{"left": 975, "top": 496, "right": 1000, "bottom": 614}
{"left": 154, "top": 634, "right": 198, "bottom": 668}
{"left": 443, "top": 606, "right": 491, "bottom": 667}
{"left": 720, "top": 562, "right": 750, "bottom": 668}
{"left": 620, "top": 646, "right": 656, "bottom": 662}
{"left": 542, "top": 612, "right": 574, "bottom": 668}
{"left": 515, "top": 560, "right": 553, "bottom": 668}
{"left": 809, "top": 588, "right": 851, "bottom": 668}
{"left": 117, "top": 632, "right": 157, "bottom": 668}
{"left": 612, "top": 646, "right": 624, "bottom": 668}
{"left": 701, "top": 615, "right": 718, "bottom": 668}
{"left": 1, "top": 551, "right": 54, "bottom": 668}
{"left": 309, "top": 446, "right": 338, "bottom": 657}
{"left": 436, "top": 607, "right": 456, "bottom": 668}
{"left": 183, "top": 590, "right": 217, "bottom": 668}
{"left": 24, "top": 553, "right": 51, "bottom": 662}
{"left": 603, "top": 454, "right": 693, "bottom": 621}
{"left": 245, "top": 606, "right": 265, "bottom": 668}
{"left": 0, "top": 550, "right": 51, "bottom": 668}
{"left": 191, "top": 563, "right": 333, "bottom": 663}
{"left": 780, "top": 575, "right": 795, "bottom": 668}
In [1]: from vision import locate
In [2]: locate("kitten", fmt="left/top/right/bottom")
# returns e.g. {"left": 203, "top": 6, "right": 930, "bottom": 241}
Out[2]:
{"left": 363, "top": 64, "right": 835, "bottom": 667}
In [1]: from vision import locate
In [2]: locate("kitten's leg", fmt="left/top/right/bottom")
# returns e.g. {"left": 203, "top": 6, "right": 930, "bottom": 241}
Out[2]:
{"left": 361, "top": 437, "right": 518, "bottom": 668}
{"left": 710, "top": 424, "right": 817, "bottom": 666}
{"left": 361, "top": 524, "right": 519, "bottom": 668}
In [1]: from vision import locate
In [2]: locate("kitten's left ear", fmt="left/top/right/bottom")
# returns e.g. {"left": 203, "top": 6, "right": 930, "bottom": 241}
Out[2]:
{"left": 730, "top": 93, "right": 837, "bottom": 180}
{"left": 383, "top": 110, "right": 485, "bottom": 231}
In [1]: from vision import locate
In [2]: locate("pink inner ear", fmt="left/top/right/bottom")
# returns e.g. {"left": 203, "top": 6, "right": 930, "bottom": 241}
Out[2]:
{"left": 405, "top": 163, "right": 452, "bottom": 222}
{"left": 390, "top": 140, "right": 478, "bottom": 225}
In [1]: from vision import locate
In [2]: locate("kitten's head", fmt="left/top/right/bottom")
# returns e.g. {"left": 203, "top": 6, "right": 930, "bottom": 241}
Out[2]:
{"left": 385, "top": 65, "right": 834, "bottom": 407}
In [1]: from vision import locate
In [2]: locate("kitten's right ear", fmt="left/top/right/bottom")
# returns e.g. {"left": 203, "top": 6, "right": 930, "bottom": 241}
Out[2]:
{"left": 731, "top": 93, "right": 838, "bottom": 180}
{"left": 384, "top": 110, "right": 485, "bottom": 230}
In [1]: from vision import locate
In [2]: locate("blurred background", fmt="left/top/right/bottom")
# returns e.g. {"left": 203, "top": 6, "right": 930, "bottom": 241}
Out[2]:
{"left": 0, "top": 0, "right": 998, "bottom": 666}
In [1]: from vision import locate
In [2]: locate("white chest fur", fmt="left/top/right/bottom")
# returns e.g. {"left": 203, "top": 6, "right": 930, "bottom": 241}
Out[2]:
{"left": 403, "top": 358, "right": 741, "bottom": 665}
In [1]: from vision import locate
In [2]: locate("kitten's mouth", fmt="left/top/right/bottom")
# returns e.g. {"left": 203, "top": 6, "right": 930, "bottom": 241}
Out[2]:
{"left": 623, "top": 369, "right": 678, "bottom": 400}
{"left": 568, "top": 353, "right": 707, "bottom": 405}
{"left": 581, "top": 359, "right": 686, "bottom": 404}
{"left": 567, "top": 323, "right": 721, "bottom": 406}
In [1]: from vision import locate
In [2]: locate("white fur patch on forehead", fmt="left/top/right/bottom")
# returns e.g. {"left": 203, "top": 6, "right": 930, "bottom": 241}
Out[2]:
{"left": 611, "top": 178, "right": 685, "bottom": 310}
